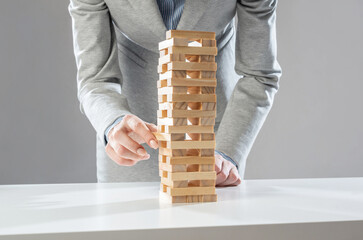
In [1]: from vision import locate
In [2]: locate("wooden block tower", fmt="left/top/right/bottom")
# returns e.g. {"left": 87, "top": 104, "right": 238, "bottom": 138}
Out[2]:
{"left": 154, "top": 30, "right": 218, "bottom": 203}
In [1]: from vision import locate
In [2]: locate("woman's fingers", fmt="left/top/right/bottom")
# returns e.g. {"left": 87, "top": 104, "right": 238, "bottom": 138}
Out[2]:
{"left": 215, "top": 154, "right": 223, "bottom": 173}
{"left": 105, "top": 114, "right": 159, "bottom": 166}
{"left": 105, "top": 144, "right": 138, "bottom": 166}
{"left": 145, "top": 122, "right": 158, "bottom": 132}
{"left": 216, "top": 160, "right": 230, "bottom": 185}
{"left": 215, "top": 155, "right": 242, "bottom": 187}
{"left": 124, "top": 115, "right": 159, "bottom": 149}
{"left": 112, "top": 130, "right": 149, "bottom": 157}
{"left": 219, "top": 167, "right": 241, "bottom": 186}
{"left": 113, "top": 143, "right": 150, "bottom": 161}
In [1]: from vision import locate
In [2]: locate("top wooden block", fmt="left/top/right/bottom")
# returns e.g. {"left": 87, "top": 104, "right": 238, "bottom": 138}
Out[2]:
{"left": 166, "top": 30, "right": 215, "bottom": 40}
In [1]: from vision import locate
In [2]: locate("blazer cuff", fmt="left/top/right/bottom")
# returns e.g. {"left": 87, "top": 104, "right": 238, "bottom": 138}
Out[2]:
{"left": 104, "top": 115, "right": 125, "bottom": 146}
{"left": 215, "top": 149, "right": 238, "bottom": 169}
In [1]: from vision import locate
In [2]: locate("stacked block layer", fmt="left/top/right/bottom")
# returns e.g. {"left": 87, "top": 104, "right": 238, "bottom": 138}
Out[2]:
{"left": 155, "top": 30, "right": 218, "bottom": 203}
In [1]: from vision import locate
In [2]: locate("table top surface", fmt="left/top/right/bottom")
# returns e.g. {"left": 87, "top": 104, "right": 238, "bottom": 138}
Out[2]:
{"left": 1, "top": 177, "right": 363, "bottom": 235}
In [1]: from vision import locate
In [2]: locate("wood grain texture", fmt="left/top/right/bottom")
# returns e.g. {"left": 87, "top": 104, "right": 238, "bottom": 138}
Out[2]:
{"left": 157, "top": 30, "right": 218, "bottom": 203}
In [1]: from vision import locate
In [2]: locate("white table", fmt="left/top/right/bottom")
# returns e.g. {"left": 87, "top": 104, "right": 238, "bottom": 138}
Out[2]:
{"left": 1, "top": 178, "right": 363, "bottom": 240}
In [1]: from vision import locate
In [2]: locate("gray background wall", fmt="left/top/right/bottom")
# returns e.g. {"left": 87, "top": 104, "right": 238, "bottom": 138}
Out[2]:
{"left": 0, "top": 0, "right": 362, "bottom": 184}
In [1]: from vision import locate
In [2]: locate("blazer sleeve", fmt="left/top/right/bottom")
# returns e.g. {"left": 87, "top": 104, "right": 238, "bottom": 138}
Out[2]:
{"left": 215, "top": 0, "right": 282, "bottom": 172}
{"left": 68, "top": 0, "right": 132, "bottom": 145}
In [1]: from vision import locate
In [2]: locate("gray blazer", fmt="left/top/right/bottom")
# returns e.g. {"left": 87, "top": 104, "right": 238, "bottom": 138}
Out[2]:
{"left": 68, "top": 0, "right": 281, "bottom": 182}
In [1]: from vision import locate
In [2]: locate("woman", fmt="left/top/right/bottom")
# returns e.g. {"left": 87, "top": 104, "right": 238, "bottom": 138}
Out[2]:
{"left": 68, "top": 0, "right": 281, "bottom": 185}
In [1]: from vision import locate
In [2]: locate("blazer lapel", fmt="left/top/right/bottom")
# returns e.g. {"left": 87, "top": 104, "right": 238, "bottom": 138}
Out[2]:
{"left": 127, "top": 0, "right": 167, "bottom": 42}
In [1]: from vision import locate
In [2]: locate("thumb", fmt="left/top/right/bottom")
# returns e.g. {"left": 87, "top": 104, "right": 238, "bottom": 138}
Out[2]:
{"left": 214, "top": 154, "right": 223, "bottom": 173}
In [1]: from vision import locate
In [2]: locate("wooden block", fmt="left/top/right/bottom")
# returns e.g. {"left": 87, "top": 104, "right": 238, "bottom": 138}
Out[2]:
{"left": 158, "top": 94, "right": 166, "bottom": 103}
{"left": 187, "top": 86, "right": 201, "bottom": 94}
{"left": 166, "top": 140, "right": 215, "bottom": 149}
{"left": 201, "top": 149, "right": 215, "bottom": 156}
{"left": 158, "top": 93, "right": 216, "bottom": 103}
{"left": 199, "top": 39, "right": 216, "bottom": 62}
{"left": 190, "top": 194, "right": 217, "bottom": 203}
{"left": 201, "top": 87, "right": 216, "bottom": 94}
{"left": 158, "top": 53, "right": 186, "bottom": 65}
{"left": 187, "top": 132, "right": 201, "bottom": 141}
{"left": 160, "top": 49, "right": 168, "bottom": 57}
{"left": 200, "top": 194, "right": 218, "bottom": 202}
{"left": 168, "top": 62, "right": 217, "bottom": 71}
{"left": 167, "top": 171, "right": 216, "bottom": 181}
{"left": 187, "top": 195, "right": 203, "bottom": 202}
{"left": 153, "top": 132, "right": 171, "bottom": 141}
{"left": 186, "top": 149, "right": 200, "bottom": 156}
{"left": 200, "top": 55, "right": 215, "bottom": 62}
{"left": 168, "top": 46, "right": 217, "bottom": 56}
{"left": 159, "top": 162, "right": 187, "bottom": 172}
{"left": 200, "top": 117, "right": 215, "bottom": 125}
{"left": 159, "top": 70, "right": 187, "bottom": 79}
{"left": 201, "top": 133, "right": 215, "bottom": 140}
{"left": 161, "top": 133, "right": 186, "bottom": 141}
{"left": 170, "top": 195, "right": 187, "bottom": 203}
{"left": 160, "top": 183, "right": 167, "bottom": 192}
{"left": 202, "top": 102, "right": 216, "bottom": 111}
{"left": 185, "top": 55, "right": 200, "bottom": 63}
{"left": 158, "top": 102, "right": 188, "bottom": 110}
{"left": 157, "top": 79, "right": 167, "bottom": 88}
{"left": 186, "top": 71, "right": 200, "bottom": 79}
{"left": 200, "top": 71, "right": 216, "bottom": 78}
{"left": 159, "top": 38, "right": 188, "bottom": 50}
{"left": 161, "top": 177, "right": 188, "bottom": 188}
{"left": 157, "top": 64, "right": 168, "bottom": 73}
{"left": 159, "top": 147, "right": 186, "bottom": 157}
{"left": 159, "top": 56, "right": 171, "bottom": 66}
{"left": 167, "top": 186, "right": 215, "bottom": 196}
{"left": 157, "top": 117, "right": 187, "bottom": 126}
{"left": 166, "top": 30, "right": 215, "bottom": 40}
{"left": 200, "top": 180, "right": 216, "bottom": 187}
{"left": 162, "top": 194, "right": 217, "bottom": 203}
{"left": 187, "top": 164, "right": 200, "bottom": 172}
{"left": 157, "top": 78, "right": 216, "bottom": 88}
{"left": 158, "top": 86, "right": 187, "bottom": 95}
{"left": 202, "top": 39, "right": 217, "bottom": 47}
{"left": 199, "top": 164, "right": 214, "bottom": 172}
{"left": 163, "top": 125, "right": 214, "bottom": 134}
{"left": 162, "top": 156, "right": 215, "bottom": 165}
{"left": 187, "top": 87, "right": 202, "bottom": 115}
{"left": 157, "top": 109, "right": 216, "bottom": 118}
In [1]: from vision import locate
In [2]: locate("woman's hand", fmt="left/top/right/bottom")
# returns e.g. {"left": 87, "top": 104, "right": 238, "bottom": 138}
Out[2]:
{"left": 215, "top": 154, "right": 241, "bottom": 186}
{"left": 106, "top": 114, "right": 158, "bottom": 166}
